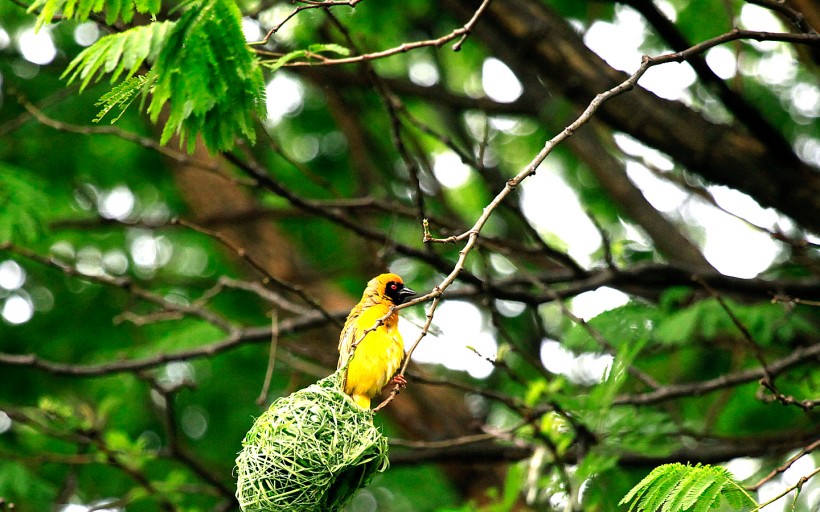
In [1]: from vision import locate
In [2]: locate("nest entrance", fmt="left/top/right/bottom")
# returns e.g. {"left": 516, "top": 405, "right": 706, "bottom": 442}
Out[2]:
{"left": 235, "top": 371, "right": 389, "bottom": 512}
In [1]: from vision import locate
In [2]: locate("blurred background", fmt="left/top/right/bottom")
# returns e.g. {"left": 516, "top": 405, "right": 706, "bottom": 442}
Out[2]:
{"left": 0, "top": 0, "right": 818, "bottom": 510}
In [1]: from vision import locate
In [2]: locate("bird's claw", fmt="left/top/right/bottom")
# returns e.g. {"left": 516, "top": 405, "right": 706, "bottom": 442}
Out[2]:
{"left": 391, "top": 374, "right": 408, "bottom": 388}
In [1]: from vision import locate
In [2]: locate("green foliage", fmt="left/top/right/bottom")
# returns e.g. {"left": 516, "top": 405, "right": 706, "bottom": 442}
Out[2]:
{"left": 0, "top": 462, "right": 55, "bottom": 504}
{"left": 562, "top": 303, "right": 661, "bottom": 352}
{"left": 565, "top": 295, "right": 813, "bottom": 353}
{"left": 148, "top": 0, "right": 266, "bottom": 151}
{"left": 597, "top": 407, "right": 679, "bottom": 457}
{"left": 654, "top": 298, "right": 813, "bottom": 347}
{"left": 0, "top": 164, "right": 50, "bottom": 243}
{"left": 28, "top": 0, "right": 161, "bottom": 30}
{"left": 62, "top": 0, "right": 266, "bottom": 152}
{"left": 62, "top": 21, "right": 172, "bottom": 90}
{"left": 619, "top": 463, "right": 756, "bottom": 512}
{"left": 94, "top": 73, "right": 156, "bottom": 123}
{"left": 674, "top": 0, "right": 733, "bottom": 43}
{"left": 263, "top": 43, "right": 351, "bottom": 72}
{"left": 587, "top": 335, "right": 646, "bottom": 412}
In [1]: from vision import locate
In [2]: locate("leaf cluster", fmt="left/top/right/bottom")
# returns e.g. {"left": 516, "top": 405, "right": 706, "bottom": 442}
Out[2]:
{"left": 147, "top": 0, "right": 266, "bottom": 151}
{"left": 564, "top": 293, "right": 813, "bottom": 352}
{"left": 59, "top": 0, "right": 266, "bottom": 152}
{"left": 619, "top": 463, "right": 757, "bottom": 512}
{"left": 28, "top": 0, "right": 160, "bottom": 29}
{"left": 0, "top": 164, "right": 51, "bottom": 243}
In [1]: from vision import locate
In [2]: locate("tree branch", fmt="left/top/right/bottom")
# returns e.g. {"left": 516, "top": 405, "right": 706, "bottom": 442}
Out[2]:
{"left": 614, "top": 342, "right": 820, "bottom": 406}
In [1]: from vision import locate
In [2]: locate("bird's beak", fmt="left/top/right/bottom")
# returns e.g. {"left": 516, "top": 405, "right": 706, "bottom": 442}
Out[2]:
{"left": 397, "top": 286, "right": 417, "bottom": 305}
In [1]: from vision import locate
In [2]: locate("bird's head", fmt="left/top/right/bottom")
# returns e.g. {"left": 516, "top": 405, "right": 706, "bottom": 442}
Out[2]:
{"left": 366, "top": 273, "right": 417, "bottom": 305}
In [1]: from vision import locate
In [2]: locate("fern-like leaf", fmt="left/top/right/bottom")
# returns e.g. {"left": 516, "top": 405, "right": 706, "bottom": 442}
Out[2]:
{"left": 692, "top": 478, "right": 725, "bottom": 512}
{"left": 621, "top": 464, "right": 672, "bottom": 511}
{"left": 640, "top": 466, "right": 687, "bottom": 512}
{"left": 93, "top": 72, "right": 155, "bottom": 123}
{"left": 147, "top": 0, "right": 266, "bottom": 151}
{"left": 620, "top": 463, "right": 756, "bottom": 512}
{"left": 60, "top": 0, "right": 266, "bottom": 152}
{"left": 679, "top": 474, "right": 718, "bottom": 510}
{"left": 62, "top": 20, "right": 173, "bottom": 91}
{"left": 263, "top": 43, "right": 351, "bottom": 72}
{"left": 663, "top": 467, "right": 715, "bottom": 512}
{"left": 722, "top": 485, "right": 753, "bottom": 510}
{"left": 28, "top": 0, "right": 160, "bottom": 30}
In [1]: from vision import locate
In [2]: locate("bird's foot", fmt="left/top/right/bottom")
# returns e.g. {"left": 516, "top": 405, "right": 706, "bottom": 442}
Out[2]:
{"left": 389, "top": 374, "right": 407, "bottom": 389}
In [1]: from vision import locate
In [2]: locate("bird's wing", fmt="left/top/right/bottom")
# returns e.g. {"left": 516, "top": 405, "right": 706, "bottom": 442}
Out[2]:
{"left": 337, "top": 322, "right": 357, "bottom": 369}
{"left": 337, "top": 302, "right": 363, "bottom": 369}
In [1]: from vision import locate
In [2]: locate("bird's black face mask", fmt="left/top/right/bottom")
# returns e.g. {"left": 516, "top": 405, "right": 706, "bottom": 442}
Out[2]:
{"left": 385, "top": 282, "right": 416, "bottom": 305}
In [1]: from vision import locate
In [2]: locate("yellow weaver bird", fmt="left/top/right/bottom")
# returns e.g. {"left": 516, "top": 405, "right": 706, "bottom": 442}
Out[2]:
{"left": 337, "top": 273, "right": 416, "bottom": 409}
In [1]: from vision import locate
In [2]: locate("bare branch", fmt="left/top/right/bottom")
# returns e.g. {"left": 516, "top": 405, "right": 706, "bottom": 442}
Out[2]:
{"left": 0, "top": 310, "right": 343, "bottom": 377}
{"left": 255, "top": 0, "right": 493, "bottom": 66}
{"left": 614, "top": 342, "right": 820, "bottom": 406}
{"left": 172, "top": 218, "right": 341, "bottom": 328}
{"left": 748, "top": 438, "right": 820, "bottom": 491}
{"left": 0, "top": 242, "right": 236, "bottom": 333}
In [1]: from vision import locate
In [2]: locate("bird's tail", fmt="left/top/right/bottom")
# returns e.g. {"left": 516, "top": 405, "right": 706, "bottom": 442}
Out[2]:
{"left": 352, "top": 394, "right": 370, "bottom": 409}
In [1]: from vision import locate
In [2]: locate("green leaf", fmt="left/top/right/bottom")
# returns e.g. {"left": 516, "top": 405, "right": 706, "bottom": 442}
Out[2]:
{"left": 680, "top": 478, "right": 716, "bottom": 511}
{"left": 28, "top": 0, "right": 161, "bottom": 30}
{"left": 147, "top": 0, "right": 266, "bottom": 151}
{"left": 306, "top": 43, "right": 350, "bottom": 56}
{"left": 722, "top": 484, "right": 756, "bottom": 510}
{"left": 587, "top": 334, "right": 647, "bottom": 415}
{"left": 654, "top": 297, "right": 814, "bottom": 347}
{"left": 0, "top": 164, "right": 50, "bottom": 243}
{"left": 500, "top": 462, "right": 524, "bottom": 509}
{"left": 93, "top": 73, "right": 155, "bottom": 123}
{"left": 654, "top": 302, "right": 703, "bottom": 345}
{"left": 62, "top": 20, "right": 173, "bottom": 90}
{"left": 563, "top": 303, "right": 660, "bottom": 352}
{"left": 692, "top": 480, "right": 725, "bottom": 512}
{"left": 663, "top": 469, "right": 707, "bottom": 512}
{"left": 640, "top": 466, "right": 685, "bottom": 512}
{"left": 620, "top": 463, "right": 755, "bottom": 512}
{"left": 59, "top": 12, "right": 265, "bottom": 144}
{"left": 620, "top": 464, "right": 670, "bottom": 510}
{"left": 265, "top": 49, "right": 309, "bottom": 72}
{"left": 264, "top": 43, "right": 351, "bottom": 72}
{"left": 0, "top": 462, "right": 54, "bottom": 503}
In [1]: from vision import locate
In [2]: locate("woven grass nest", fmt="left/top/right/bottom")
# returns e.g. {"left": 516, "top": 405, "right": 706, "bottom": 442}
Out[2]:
{"left": 235, "top": 370, "right": 389, "bottom": 512}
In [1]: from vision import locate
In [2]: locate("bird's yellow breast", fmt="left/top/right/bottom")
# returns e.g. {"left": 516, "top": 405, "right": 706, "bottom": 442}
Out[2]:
{"left": 342, "top": 305, "right": 404, "bottom": 405}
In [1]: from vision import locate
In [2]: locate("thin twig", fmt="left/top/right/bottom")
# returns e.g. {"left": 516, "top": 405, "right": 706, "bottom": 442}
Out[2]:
{"left": 748, "top": 438, "right": 820, "bottom": 491}
{"left": 172, "top": 218, "right": 341, "bottom": 329}
{"left": 0, "top": 310, "right": 345, "bottom": 377}
{"left": 256, "top": 0, "right": 495, "bottom": 65}
{"left": 372, "top": 27, "right": 820, "bottom": 409}
{"left": 256, "top": 311, "right": 280, "bottom": 406}
{"left": 0, "top": 242, "right": 236, "bottom": 333}
{"left": 752, "top": 465, "right": 820, "bottom": 511}
{"left": 614, "top": 342, "right": 820, "bottom": 406}
{"left": 10, "top": 89, "right": 247, "bottom": 186}
{"left": 693, "top": 276, "right": 813, "bottom": 411}
{"left": 266, "top": 27, "right": 819, "bottom": 68}
{"left": 249, "top": 0, "right": 365, "bottom": 46}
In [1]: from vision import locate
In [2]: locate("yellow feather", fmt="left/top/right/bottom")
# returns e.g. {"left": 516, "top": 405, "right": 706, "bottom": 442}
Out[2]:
{"left": 337, "top": 274, "right": 414, "bottom": 409}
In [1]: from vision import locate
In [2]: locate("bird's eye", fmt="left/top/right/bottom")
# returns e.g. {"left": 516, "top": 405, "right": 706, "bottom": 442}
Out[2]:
{"left": 389, "top": 283, "right": 398, "bottom": 290}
